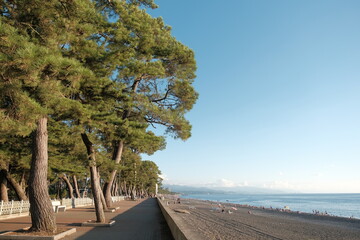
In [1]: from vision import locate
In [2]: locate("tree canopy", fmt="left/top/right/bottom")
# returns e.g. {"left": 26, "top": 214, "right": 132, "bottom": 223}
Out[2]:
{"left": 0, "top": 0, "right": 197, "bottom": 232}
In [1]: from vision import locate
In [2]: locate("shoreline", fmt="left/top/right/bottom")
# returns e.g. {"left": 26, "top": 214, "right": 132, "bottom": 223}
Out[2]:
{"left": 181, "top": 197, "right": 360, "bottom": 223}
{"left": 177, "top": 194, "right": 360, "bottom": 220}
{"left": 164, "top": 197, "right": 360, "bottom": 240}
{"left": 198, "top": 198, "right": 359, "bottom": 221}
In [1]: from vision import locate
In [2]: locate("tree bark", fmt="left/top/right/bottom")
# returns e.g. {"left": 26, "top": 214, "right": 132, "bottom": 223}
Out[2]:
{"left": 103, "top": 80, "right": 140, "bottom": 207}
{"left": 2, "top": 170, "right": 28, "bottom": 201}
{"left": 19, "top": 171, "right": 26, "bottom": 189}
{"left": 56, "top": 180, "right": 61, "bottom": 199}
{"left": 28, "top": 117, "right": 56, "bottom": 233}
{"left": 131, "top": 186, "right": 136, "bottom": 200}
{"left": 100, "top": 189, "right": 108, "bottom": 211}
{"left": 103, "top": 140, "right": 124, "bottom": 207}
{"left": 61, "top": 175, "right": 74, "bottom": 199}
{"left": 112, "top": 180, "right": 118, "bottom": 196}
{"left": 81, "top": 133, "right": 105, "bottom": 223}
{"left": 90, "top": 166, "right": 105, "bottom": 222}
{"left": 0, "top": 170, "right": 8, "bottom": 202}
{"left": 72, "top": 175, "right": 81, "bottom": 198}
{"left": 123, "top": 181, "right": 127, "bottom": 196}
{"left": 97, "top": 168, "right": 108, "bottom": 211}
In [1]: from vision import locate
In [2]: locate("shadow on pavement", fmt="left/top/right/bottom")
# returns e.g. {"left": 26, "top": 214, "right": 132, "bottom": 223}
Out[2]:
{"left": 75, "top": 198, "right": 174, "bottom": 240}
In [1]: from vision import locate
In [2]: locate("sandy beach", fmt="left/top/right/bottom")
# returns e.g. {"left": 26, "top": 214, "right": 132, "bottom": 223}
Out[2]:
{"left": 165, "top": 198, "right": 360, "bottom": 240}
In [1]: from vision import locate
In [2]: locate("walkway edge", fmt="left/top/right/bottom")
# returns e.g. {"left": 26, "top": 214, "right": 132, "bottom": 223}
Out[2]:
{"left": 157, "top": 198, "right": 202, "bottom": 240}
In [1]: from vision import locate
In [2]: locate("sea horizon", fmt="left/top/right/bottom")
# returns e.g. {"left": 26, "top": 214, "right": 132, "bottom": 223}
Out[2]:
{"left": 181, "top": 193, "right": 360, "bottom": 219}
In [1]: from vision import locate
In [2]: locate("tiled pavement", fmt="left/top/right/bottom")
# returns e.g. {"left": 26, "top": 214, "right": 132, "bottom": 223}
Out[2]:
{"left": 0, "top": 198, "right": 174, "bottom": 240}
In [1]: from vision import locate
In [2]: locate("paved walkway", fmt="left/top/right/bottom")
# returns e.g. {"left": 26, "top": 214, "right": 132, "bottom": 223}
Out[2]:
{"left": 0, "top": 198, "right": 174, "bottom": 240}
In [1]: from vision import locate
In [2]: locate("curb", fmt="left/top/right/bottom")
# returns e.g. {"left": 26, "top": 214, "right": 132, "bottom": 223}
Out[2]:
{"left": 157, "top": 198, "right": 202, "bottom": 240}
{"left": 0, "top": 228, "right": 76, "bottom": 240}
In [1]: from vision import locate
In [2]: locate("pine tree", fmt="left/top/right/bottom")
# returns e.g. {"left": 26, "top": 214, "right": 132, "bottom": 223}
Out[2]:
{"left": 1, "top": 0, "right": 198, "bottom": 228}
{"left": 95, "top": 1, "right": 198, "bottom": 207}
{"left": 1, "top": 0, "right": 102, "bottom": 232}
{"left": 47, "top": 120, "right": 87, "bottom": 199}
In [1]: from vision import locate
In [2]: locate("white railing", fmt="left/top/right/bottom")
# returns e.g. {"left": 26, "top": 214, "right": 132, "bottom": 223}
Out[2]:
{"left": 0, "top": 196, "right": 124, "bottom": 217}
{"left": 59, "top": 197, "right": 94, "bottom": 208}
{"left": 0, "top": 200, "right": 30, "bottom": 216}
{"left": 73, "top": 197, "right": 94, "bottom": 207}
{"left": 112, "top": 196, "right": 125, "bottom": 202}
{"left": 60, "top": 198, "right": 73, "bottom": 208}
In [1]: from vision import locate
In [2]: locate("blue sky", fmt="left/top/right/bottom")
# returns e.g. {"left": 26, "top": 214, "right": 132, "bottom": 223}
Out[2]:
{"left": 143, "top": 0, "right": 360, "bottom": 193}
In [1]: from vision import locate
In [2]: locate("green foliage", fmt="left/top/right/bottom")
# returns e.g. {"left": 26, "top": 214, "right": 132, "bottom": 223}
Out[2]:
{"left": 1, "top": 0, "right": 198, "bottom": 199}
{"left": 120, "top": 148, "right": 162, "bottom": 195}
{"left": 47, "top": 120, "right": 88, "bottom": 177}
{"left": 0, "top": 134, "right": 31, "bottom": 171}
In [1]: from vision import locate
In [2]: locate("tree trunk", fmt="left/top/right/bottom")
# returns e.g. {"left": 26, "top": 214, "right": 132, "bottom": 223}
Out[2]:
{"left": 90, "top": 166, "right": 105, "bottom": 222}
{"left": 3, "top": 170, "right": 28, "bottom": 201}
{"left": 28, "top": 117, "right": 56, "bottom": 233}
{"left": 0, "top": 170, "right": 8, "bottom": 202}
{"left": 112, "top": 180, "right": 118, "bottom": 196}
{"left": 97, "top": 168, "right": 108, "bottom": 211}
{"left": 117, "top": 175, "right": 121, "bottom": 196}
{"left": 100, "top": 189, "right": 109, "bottom": 211}
{"left": 81, "top": 133, "right": 105, "bottom": 223}
{"left": 56, "top": 181, "right": 61, "bottom": 199}
{"left": 103, "top": 140, "right": 124, "bottom": 208}
{"left": 132, "top": 187, "right": 136, "bottom": 200}
{"left": 72, "top": 175, "right": 81, "bottom": 198}
{"left": 130, "top": 184, "right": 136, "bottom": 200}
{"left": 103, "top": 80, "right": 141, "bottom": 206}
{"left": 122, "top": 181, "right": 127, "bottom": 196}
{"left": 123, "top": 181, "right": 128, "bottom": 196}
{"left": 19, "top": 171, "right": 26, "bottom": 189}
{"left": 61, "top": 175, "right": 74, "bottom": 199}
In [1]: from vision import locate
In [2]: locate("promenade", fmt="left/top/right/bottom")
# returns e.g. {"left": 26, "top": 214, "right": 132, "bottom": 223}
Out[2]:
{"left": 0, "top": 198, "right": 174, "bottom": 240}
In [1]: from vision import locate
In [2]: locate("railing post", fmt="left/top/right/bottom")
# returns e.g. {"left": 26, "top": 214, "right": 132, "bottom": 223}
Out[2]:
{"left": 19, "top": 200, "right": 24, "bottom": 214}
{"left": 0, "top": 200, "right": 3, "bottom": 216}
{"left": 10, "top": 200, "right": 14, "bottom": 215}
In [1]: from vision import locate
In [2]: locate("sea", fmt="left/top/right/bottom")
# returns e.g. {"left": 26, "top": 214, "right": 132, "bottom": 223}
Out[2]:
{"left": 183, "top": 193, "right": 360, "bottom": 219}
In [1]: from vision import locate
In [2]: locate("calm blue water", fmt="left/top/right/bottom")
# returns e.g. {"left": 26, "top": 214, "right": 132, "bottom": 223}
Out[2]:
{"left": 183, "top": 193, "right": 360, "bottom": 219}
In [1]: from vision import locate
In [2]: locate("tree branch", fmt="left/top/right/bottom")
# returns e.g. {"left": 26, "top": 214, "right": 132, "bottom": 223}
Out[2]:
{"left": 151, "top": 88, "right": 171, "bottom": 103}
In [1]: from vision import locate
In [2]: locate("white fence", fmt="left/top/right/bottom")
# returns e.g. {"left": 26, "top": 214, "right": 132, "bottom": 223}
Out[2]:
{"left": 0, "top": 200, "right": 30, "bottom": 216}
{"left": 60, "top": 197, "right": 94, "bottom": 208}
{"left": 112, "top": 196, "right": 125, "bottom": 202}
{"left": 60, "top": 196, "right": 125, "bottom": 208}
{"left": 74, "top": 197, "right": 94, "bottom": 206}
{"left": 0, "top": 196, "right": 125, "bottom": 217}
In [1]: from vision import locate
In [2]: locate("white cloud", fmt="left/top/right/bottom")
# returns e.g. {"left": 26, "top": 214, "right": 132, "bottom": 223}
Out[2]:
{"left": 203, "top": 178, "right": 236, "bottom": 188}
{"left": 203, "top": 178, "right": 249, "bottom": 188}
{"left": 216, "top": 179, "right": 237, "bottom": 187}
{"left": 262, "top": 179, "right": 360, "bottom": 193}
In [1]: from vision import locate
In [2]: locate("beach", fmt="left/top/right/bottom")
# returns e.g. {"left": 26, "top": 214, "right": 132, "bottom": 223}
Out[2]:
{"left": 165, "top": 198, "right": 360, "bottom": 240}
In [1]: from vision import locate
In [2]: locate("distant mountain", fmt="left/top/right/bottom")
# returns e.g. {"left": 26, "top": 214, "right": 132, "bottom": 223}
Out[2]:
{"left": 163, "top": 184, "right": 289, "bottom": 195}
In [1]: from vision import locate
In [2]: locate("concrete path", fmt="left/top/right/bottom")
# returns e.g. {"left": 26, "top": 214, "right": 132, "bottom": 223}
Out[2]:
{"left": 0, "top": 198, "right": 174, "bottom": 240}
